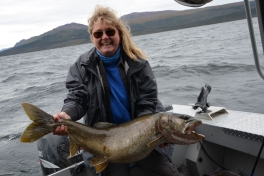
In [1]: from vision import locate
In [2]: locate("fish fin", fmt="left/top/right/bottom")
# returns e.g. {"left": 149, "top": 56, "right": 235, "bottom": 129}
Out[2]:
{"left": 20, "top": 103, "right": 54, "bottom": 143}
{"left": 90, "top": 157, "right": 109, "bottom": 173}
{"left": 21, "top": 103, "right": 54, "bottom": 121}
{"left": 93, "top": 122, "right": 116, "bottom": 129}
{"left": 69, "top": 135, "right": 79, "bottom": 156}
{"left": 147, "top": 135, "right": 163, "bottom": 148}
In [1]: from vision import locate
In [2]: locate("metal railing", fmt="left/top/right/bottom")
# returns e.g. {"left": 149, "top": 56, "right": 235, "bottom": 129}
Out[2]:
{"left": 244, "top": 0, "right": 264, "bottom": 80}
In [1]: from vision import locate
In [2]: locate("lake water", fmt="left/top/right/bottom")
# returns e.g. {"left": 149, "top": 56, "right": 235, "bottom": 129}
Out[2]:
{"left": 0, "top": 18, "right": 263, "bottom": 175}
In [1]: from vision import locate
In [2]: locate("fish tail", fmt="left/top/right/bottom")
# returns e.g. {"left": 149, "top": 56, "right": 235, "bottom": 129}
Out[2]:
{"left": 20, "top": 103, "right": 56, "bottom": 143}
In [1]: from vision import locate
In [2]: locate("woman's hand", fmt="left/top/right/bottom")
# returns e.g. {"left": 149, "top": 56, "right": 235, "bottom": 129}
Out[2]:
{"left": 52, "top": 112, "right": 71, "bottom": 136}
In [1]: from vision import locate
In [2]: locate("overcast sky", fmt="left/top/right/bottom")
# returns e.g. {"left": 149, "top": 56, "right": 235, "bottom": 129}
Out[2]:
{"left": 0, "top": 0, "right": 244, "bottom": 50}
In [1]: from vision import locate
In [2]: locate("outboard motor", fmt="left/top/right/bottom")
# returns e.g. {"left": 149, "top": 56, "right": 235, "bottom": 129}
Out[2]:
{"left": 37, "top": 133, "right": 87, "bottom": 176}
{"left": 37, "top": 134, "right": 71, "bottom": 175}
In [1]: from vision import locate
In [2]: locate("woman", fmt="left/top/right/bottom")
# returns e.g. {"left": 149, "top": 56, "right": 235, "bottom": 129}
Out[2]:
{"left": 53, "top": 5, "right": 182, "bottom": 176}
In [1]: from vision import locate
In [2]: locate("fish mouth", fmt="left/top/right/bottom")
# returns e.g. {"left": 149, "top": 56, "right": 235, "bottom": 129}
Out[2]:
{"left": 191, "top": 131, "right": 205, "bottom": 139}
{"left": 182, "top": 120, "right": 202, "bottom": 134}
{"left": 170, "top": 130, "right": 204, "bottom": 145}
{"left": 167, "top": 120, "right": 205, "bottom": 145}
{"left": 181, "top": 120, "right": 205, "bottom": 139}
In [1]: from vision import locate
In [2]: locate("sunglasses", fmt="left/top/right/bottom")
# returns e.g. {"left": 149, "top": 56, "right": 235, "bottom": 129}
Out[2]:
{"left": 93, "top": 29, "right": 116, "bottom": 39}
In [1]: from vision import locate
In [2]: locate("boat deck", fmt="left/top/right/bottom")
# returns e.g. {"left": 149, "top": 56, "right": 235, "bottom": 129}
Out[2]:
{"left": 171, "top": 104, "right": 264, "bottom": 176}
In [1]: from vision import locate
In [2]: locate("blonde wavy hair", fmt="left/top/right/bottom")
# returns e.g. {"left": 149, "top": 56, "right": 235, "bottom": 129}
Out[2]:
{"left": 88, "top": 5, "right": 147, "bottom": 60}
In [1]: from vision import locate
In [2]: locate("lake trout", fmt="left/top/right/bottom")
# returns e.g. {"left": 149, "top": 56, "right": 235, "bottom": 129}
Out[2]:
{"left": 174, "top": 0, "right": 212, "bottom": 7}
{"left": 20, "top": 103, "right": 205, "bottom": 173}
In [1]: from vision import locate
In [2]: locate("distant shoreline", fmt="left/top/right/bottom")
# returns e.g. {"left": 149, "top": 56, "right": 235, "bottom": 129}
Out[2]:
{"left": 0, "top": 1, "right": 256, "bottom": 57}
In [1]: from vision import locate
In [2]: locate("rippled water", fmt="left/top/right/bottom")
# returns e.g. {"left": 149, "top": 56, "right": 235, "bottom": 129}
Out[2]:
{"left": 0, "top": 18, "right": 263, "bottom": 175}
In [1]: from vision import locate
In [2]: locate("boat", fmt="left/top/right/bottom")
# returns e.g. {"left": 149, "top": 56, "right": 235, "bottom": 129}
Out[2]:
{"left": 37, "top": 0, "right": 264, "bottom": 175}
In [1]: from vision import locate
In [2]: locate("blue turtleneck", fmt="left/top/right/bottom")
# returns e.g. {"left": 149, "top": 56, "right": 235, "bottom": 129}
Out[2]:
{"left": 96, "top": 47, "right": 130, "bottom": 124}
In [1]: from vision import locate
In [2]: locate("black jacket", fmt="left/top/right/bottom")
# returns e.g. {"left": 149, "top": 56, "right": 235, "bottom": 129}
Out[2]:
{"left": 61, "top": 47, "right": 164, "bottom": 125}
{"left": 62, "top": 47, "right": 173, "bottom": 165}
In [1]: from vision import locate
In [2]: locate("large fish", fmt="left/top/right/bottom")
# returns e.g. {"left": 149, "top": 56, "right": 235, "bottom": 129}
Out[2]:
{"left": 20, "top": 103, "right": 205, "bottom": 173}
{"left": 174, "top": 0, "right": 213, "bottom": 7}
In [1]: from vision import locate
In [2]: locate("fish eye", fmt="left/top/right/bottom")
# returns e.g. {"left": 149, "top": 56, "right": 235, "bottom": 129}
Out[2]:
{"left": 179, "top": 114, "right": 190, "bottom": 120}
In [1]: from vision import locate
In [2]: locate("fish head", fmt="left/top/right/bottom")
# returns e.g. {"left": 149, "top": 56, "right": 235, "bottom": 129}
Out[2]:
{"left": 158, "top": 113, "right": 205, "bottom": 145}
{"left": 174, "top": 0, "right": 213, "bottom": 7}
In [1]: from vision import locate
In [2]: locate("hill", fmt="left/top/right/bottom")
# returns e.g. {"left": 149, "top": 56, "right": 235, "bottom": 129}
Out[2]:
{"left": 0, "top": 23, "right": 89, "bottom": 56}
{"left": 0, "top": 1, "right": 256, "bottom": 57}
{"left": 121, "top": 1, "right": 256, "bottom": 35}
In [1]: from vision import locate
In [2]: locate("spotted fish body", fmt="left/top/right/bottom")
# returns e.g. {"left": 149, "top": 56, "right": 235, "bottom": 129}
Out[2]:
{"left": 20, "top": 103, "right": 204, "bottom": 173}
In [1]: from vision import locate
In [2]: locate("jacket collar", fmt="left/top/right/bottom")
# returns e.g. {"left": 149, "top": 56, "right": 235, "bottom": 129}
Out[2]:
{"left": 120, "top": 47, "right": 147, "bottom": 77}
{"left": 81, "top": 46, "right": 147, "bottom": 77}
